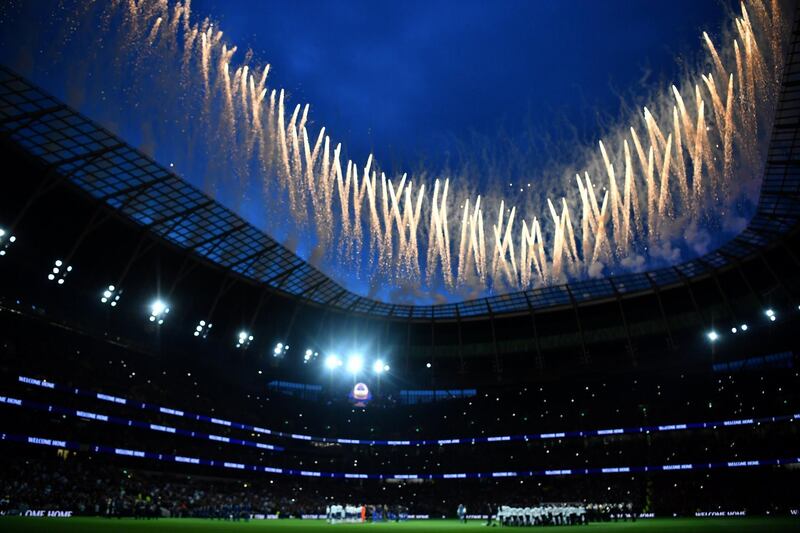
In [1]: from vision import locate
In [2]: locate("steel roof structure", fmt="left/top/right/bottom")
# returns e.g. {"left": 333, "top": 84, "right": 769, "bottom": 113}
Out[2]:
{"left": 0, "top": 17, "right": 798, "bottom": 323}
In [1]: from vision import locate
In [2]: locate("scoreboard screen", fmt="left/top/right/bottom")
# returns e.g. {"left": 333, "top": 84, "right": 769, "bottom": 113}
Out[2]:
{"left": 348, "top": 382, "right": 372, "bottom": 406}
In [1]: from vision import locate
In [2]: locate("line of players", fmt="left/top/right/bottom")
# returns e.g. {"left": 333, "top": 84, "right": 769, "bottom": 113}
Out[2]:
{"left": 495, "top": 504, "right": 587, "bottom": 526}
{"left": 456, "top": 502, "right": 637, "bottom": 526}
{"left": 326, "top": 504, "right": 409, "bottom": 523}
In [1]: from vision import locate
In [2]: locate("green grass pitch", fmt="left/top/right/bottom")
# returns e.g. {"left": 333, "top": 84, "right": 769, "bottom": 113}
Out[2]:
{"left": 0, "top": 518, "right": 798, "bottom": 532}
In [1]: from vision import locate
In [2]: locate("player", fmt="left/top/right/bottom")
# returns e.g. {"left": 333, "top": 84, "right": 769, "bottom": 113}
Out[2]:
{"left": 457, "top": 503, "right": 467, "bottom": 523}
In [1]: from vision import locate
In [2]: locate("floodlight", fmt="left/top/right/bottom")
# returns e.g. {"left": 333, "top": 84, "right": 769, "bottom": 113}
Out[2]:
{"left": 706, "top": 330, "right": 719, "bottom": 342}
{"left": 151, "top": 300, "right": 167, "bottom": 316}
{"left": 426, "top": 362, "right": 432, "bottom": 369}
{"left": 765, "top": 308, "right": 775, "bottom": 318}
{"left": 346, "top": 355, "right": 363, "bottom": 374}
{"left": 194, "top": 319, "right": 212, "bottom": 338}
{"left": 740, "top": 324, "right": 748, "bottom": 331}
{"left": 237, "top": 330, "right": 254, "bottom": 349}
{"left": 325, "top": 354, "right": 342, "bottom": 369}
{"left": 0, "top": 228, "right": 15, "bottom": 257}
{"left": 148, "top": 299, "right": 170, "bottom": 324}
{"left": 373, "top": 359, "right": 386, "bottom": 374}
{"left": 101, "top": 285, "right": 121, "bottom": 306}
{"left": 273, "top": 342, "right": 289, "bottom": 357}
{"left": 731, "top": 327, "right": 737, "bottom": 334}
{"left": 48, "top": 259, "right": 73, "bottom": 284}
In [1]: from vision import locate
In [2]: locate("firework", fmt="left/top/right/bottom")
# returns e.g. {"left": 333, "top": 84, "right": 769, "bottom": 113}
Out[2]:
{"left": 6, "top": 0, "right": 784, "bottom": 300}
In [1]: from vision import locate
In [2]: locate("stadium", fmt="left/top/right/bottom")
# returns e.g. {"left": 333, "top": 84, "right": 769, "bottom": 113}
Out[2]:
{"left": 0, "top": 0, "right": 799, "bottom": 531}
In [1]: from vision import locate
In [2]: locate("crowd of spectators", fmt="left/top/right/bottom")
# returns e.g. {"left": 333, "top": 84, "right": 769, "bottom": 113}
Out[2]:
{"left": 0, "top": 304, "right": 798, "bottom": 519}
{"left": 1, "top": 449, "right": 797, "bottom": 518}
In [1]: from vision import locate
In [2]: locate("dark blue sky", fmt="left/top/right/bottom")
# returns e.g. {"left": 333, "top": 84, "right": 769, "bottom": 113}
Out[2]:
{"left": 0, "top": 0, "right": 739, "bottom": 301}
{"left": 191, "top": 0, "right": 733, "bottom": 174}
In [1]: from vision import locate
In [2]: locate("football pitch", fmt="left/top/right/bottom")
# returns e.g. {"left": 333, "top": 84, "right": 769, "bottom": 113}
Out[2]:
{"left": 0, "top": 518, "right": 798, "bottom": 532}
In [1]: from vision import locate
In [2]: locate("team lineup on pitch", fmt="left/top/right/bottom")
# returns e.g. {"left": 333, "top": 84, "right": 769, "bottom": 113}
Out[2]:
{"left": 1, "top": 518, "right": 800, "bottom": 532}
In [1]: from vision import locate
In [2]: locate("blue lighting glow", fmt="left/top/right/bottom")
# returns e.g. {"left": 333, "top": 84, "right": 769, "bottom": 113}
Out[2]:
{"left": 2, "top": 430, "right": 794, "bottom": 481}
{"left": 18, "top": 375, "right": 800, "bottom": 449}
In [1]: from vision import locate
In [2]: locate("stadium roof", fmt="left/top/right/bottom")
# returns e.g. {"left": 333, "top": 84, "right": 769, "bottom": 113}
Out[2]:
{"left": 0, "top": 28, "right": 798, "bottom": 324}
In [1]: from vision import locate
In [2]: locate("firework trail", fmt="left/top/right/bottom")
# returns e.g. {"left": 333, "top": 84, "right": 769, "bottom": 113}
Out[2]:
{"left": 0, "top": 0, "right": 787, "bottom": 302}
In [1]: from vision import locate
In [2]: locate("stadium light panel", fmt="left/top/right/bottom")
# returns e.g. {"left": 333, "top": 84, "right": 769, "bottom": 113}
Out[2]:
{"left": 346, "top": 355, "right": 363, "bottom": 374}
{"left": 236, "top": 331, "right": 254, "bottom": 348}
{"left": 48, "top": 259, "right": 73, "bottom": 285}
{"left": 273, "top": 342, "right": 289, "bottom": 357}
{"left": 0, "top": 227, "right": 15, "bottom": 257}
{"left": 100, "top": 284, "right": 121, "bottom": 307}
{"left": 149, "top": 299, "right": 170, "bottom": 324}
{"left": 151, "top": 300, "right": 167, "bottom": 316}
{"left": 194, "top": 319, "right": 212, "bottom": 338}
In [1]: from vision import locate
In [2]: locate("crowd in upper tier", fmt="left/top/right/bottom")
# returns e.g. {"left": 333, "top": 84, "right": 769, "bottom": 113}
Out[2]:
{"left": 1, "top": 310, "right": 797, "bottom": 446}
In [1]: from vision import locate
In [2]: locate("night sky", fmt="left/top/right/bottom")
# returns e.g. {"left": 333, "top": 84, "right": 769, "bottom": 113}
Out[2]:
{"left": 0, "top": 0, "right": 740, "bottom": 301}
{"left": 188, "top": 0, "right": 734, "bottom": 172}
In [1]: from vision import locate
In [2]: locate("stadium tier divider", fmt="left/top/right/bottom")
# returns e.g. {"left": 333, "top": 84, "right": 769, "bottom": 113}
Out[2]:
{"left": 0, "top": 392, "right": 283, "bottom": 453}
{"left": 15, "top": 375, "right": 800, "bottom": 448}
{"left": 1, "top": 430, "right": 798, "bottom": 480}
